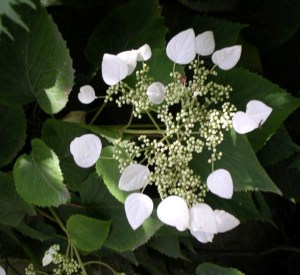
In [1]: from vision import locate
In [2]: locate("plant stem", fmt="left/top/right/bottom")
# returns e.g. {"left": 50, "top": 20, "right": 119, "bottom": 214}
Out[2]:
{"left": 84, "top": 261, "right": 117, "bottom": 274}
{"left": 146, "top": 111, "right": 170, "bottom": 144}
{"left": 72, "top": 243, "right": 88, "bottom": 275}
{"left": 49, "top": 207, "right": 68, "bottom": 236}
{"left": 89, "top": 102, "right": 107, "bottom": 124}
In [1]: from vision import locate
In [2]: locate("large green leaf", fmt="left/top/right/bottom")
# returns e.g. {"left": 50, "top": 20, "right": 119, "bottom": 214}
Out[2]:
{"left": 191, "top": 130, "right": 281, "bottom": 194}
{"left": 0, "top": 172, "right": 35, "bottom": 226}
{"left": 67, "top": 214, "right": 111, "bottom": 252}
{"left": 0, "top": 104, "right": 26, "bottom": 167}
{"left": 0, "top": 0, "right": 74, "bottom": 114}
{"left": 196, "top": 263, "right": 245, "bottom": 275}
{"left": 13, "top": 139, "right": 70, "bottom": 207}
{"left": 42, "top": 119, "right": 94, "bottom": 191}
{"left": 96, "top": 146, "right": 129, "bottom": 203}
{"left": 80, "top": 173, "right": 162, "bottom": 252}
{"left": 0, "top": 0, "right": 35, "bottom": 38}
{"left": 215, "top": 68, "right": 300, "bottom": 151}
{"left": 85, "top": 0, "right": 166, "bottom": 67}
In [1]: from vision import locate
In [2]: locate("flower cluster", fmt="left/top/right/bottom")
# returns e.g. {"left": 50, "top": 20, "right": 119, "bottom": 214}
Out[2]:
{"left": 70, "top": 28, "right": 273, "bottom": 243}
{"left": 26, "top": 245, "right": 82, "bottom": 275}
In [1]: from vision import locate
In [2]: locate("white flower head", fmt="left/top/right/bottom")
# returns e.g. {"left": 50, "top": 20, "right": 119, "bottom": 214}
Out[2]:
{"left": 125, "top": 193, "right": 153, "bottom": 230}
{"left": 212, "top": 45, "right": 242, "bottom": 70}
{"left": 101, "top": 53, "right": 128, "bottom": 85}
{"left": 137, "top": 44, "right": 152, "bottom": 61}
{"left": 157, "top": 195, "right": 190, "bottom": 231}
{"left": 166, "top": 28, "right": 196, "bottom": 64}
{"left": 207, "top": 169, "right": 234, "bottom": 199}
{"left": 70, "top": 134, "right": 102, "bottom": 168}
{"left": 118, "top": 164, "right": 150, "bottom": 191}
{"left": 117, "top": 50, "right": 138, "bottom": 75}
{"left": 78, "top": 85, "right": 97, "bottom": 104}
{"left": 42, "top": 247, "right": 57, "bottom": 267}
{"left": 146, "top": 82, "right": 166, "bottom": 104}
{"left": 195, "top": 31, "right": 215, "bottom": 56}
{"left": 214, "top": 209, "right": 240, "bottom": 233}
{"left": 232, "top": 100, "right": 273, "bottom": 134}
{"left": 0, "top": 266, "right": 5, "bottom": 275}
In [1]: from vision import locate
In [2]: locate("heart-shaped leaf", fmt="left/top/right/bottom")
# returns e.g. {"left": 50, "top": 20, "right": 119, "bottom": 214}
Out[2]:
{"left": 118, "top": 164, "right": 150, "bottom": 191}
{"left": 157, "top": 196, "right": 190, "bottom": 231}
{"left": 13, "top": 139, "right": 70, "bottom": 207}
{"left": 207, "top": 169, "right": 234, "bottom": 199}
{"left": 125, "top": 193, "right": 153, "bottom": 230}
{"left": 212, "top": 45, "right": 242, "bottom": 70}
{"left": 195, "top": 31, "right": 215, "bottom": 56}
{"left": 101, "top": 54, "right": 128, "bottom": 86}
{"left": 166, "top": 28, "right": 196, "bottom": 64}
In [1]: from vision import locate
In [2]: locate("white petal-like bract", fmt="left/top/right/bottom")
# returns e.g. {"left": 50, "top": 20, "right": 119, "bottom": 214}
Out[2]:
{"left": 118, "top": 164, "right": 150, "bottom": 191}
{"left": 212, "top": 45, "right": 241, "bottom": 70}
{"left": 166, "top": 28, "right": 196, "bottom": 64}
{"left": 207, "top": 169, "right": 233, "bottom": 199}
{"left": 78, "top": 85, "right": 97, "bottom": 104}
{"left": 190, "top": 229, "right": 214, "bottom": 243}
{"left": 117, "top": 50, "right": 138, "bottom": 75}
{"left": 125, "top": 193, "right": 154, "bottom": 230}
{"left": 137, "top": 44, "right": 152, "bottom": 61}
{"left": 146, "top": 82, "right": 166, "bottom": 104}
{"left": 189, "top": 203, "right": 217, "bottom": 234}
{"left": 157, "top": 195, "right": 190, "bottom": 231}
{"left": 70, "top": 134, "right": 102, "bottom": 168}
{"left": 0, "top": 266, "right": 6, "bottom": 275}
{"left": 195, "top": 31, "right": 215, "bottom": 56}
{"left": 101, "top": 54, "right": 128, "bottom": 85}
{"left": 214, "top": 209, "right": 240, "bottom": 233}
{"left": 232, "top": 100, "right": 273, "bottom": 134}
{"left": 42, "top": 253, "right": 53, "bottom": 267}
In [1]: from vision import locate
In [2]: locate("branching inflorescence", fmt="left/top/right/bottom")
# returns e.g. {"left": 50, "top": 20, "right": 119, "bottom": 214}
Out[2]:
{"left": 72, "top": 28, "right": 273, "bottom": 243}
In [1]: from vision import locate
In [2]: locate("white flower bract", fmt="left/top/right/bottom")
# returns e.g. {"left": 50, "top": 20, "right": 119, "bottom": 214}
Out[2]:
{"left": 42, "top": 247, "right": 56, "bottom": 267}
{"left": 101, "top": 53, "right": 128, "bottom": 85}
{"left": 0, "top": 266, "right": 5, "bottom": 275}
{"left": 117, "top": 50, "right": 138, "bottom": 76}
{"left": 146, "top": 82, "right": 166, "bottom": 104}
{"left": 70, "top": 134, "right": 102, "bottom": 168}
{"left": 207, "top": 169, "right": 234, "bottom": 199}
{"left": 232, "top": 100, "right": 272, "bottom": 134}
{"left": 157, "top": 195, "right": 190, "bottom": 231}
{"left": 190, "top": 229, "right": 214, "bottom": 243}
{"left": 195, "top": 31, "right": 215, "bottom": 56}
{"left": 214, "top": 209, "right": 240, "bottom": 233}
{"left": 212, "top": 45, "right": 242, "bottom": 70}
{"left": 137, "top": 44, "right": 152, "bottom": 61}
{"left": 78, "top": 85, "right": 97, "bottom": 104}
{"left": 189, "top": 203, "right": 217, "bottom": 233}
{"left": 118, "top": 164, "right": 150, "bottom": 191}
{"left": 125, "top": 193, "right": 153, "bottom": 230}
{"left": 166, "top": 28, "right": 196, "bottom": 64}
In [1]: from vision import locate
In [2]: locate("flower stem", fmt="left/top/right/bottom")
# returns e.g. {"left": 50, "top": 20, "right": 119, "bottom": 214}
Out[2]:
{"left": 89, "top": 102, "right": 107, "bottom": 124}
{"left": 72, "top": 243, "right": 87, "bottom": 275}
{"left": 49, "top": 207, "right": 68, "bottom": 236}
{"left": 146, "top": 111, "right": 170, "bottom": 145}
{"left": 84, "top": 261, "right": 118, "bottom": 274}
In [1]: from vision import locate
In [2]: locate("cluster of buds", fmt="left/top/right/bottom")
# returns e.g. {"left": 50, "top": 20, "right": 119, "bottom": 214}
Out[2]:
{"left": 71, "top": 28, "right": 272, "bottom": 243}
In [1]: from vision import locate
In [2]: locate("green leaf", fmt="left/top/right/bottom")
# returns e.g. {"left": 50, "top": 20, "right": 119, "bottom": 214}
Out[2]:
{"left": 191, "top": 130, "right": 281, "bottom": 194}
{"left": 80, "top": 173, "right": 162, "bottom": 252}
{"left": 215, "top": 68, "right": 300, "bottom": 151}
{"left": 67, "top": 214, "right": 111, "bottom": 252}
{"left": 196, "top": 263, "right": 245, "bottom": 275}
{"left": 0, "top": 172, "right": 35, "bottom": 226}
{"left": 148, "top": 228, "right": 186, "bottom": 259}
{"left": 258, "top": 127, "right": 300, "bottom": 167}
{"left": 96, "top": 146, "right": 129, "bottom": 203}
{"left": 13, "top": 139, "right": 70, "bottom": 207}
{"left": 15, "top": 221, "right": 53, "bottom": 241}
{"left": 0, "top": 104, "right": 26, "bottom": 167}
{"left": 0, "top": 0, "right": 35, "bottom": 39}
{"left": 0, "top": 0, "right": 74, "bottom": 114}
{"left": 42, "top": 119, "right": 95, "bottom": 191}
{"left": 85, "top": 0, "right": 166, "bottom": 67}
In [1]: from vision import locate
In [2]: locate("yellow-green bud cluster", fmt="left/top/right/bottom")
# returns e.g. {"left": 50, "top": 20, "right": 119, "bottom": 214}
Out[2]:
{"left": 111, "top": 59, "right": 236, "bottom": 206}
